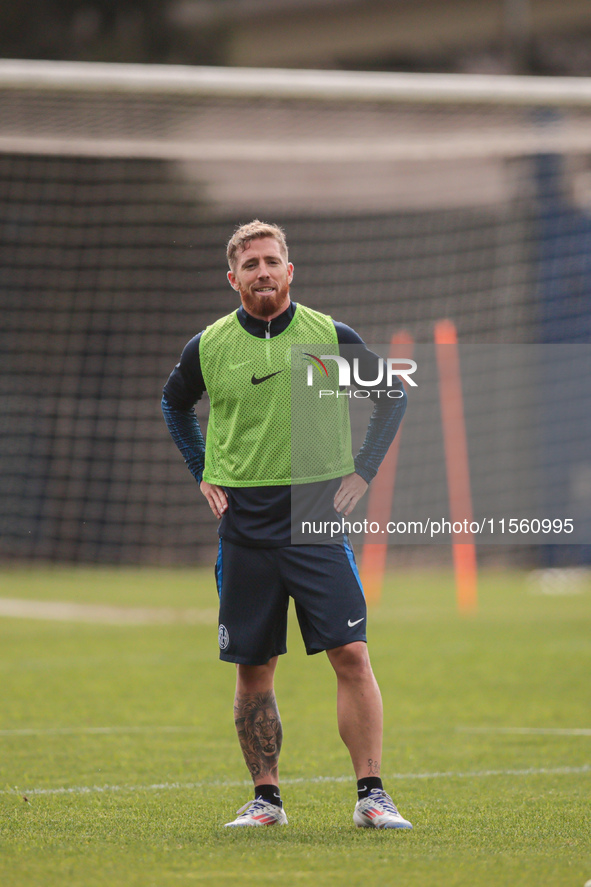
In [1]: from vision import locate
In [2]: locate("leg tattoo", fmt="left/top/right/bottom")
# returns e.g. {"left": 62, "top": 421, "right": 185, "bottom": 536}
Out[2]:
{"left": 367, "top": 758, "right": 381, "bottom": 776}
{"left": 234, "top": 691, "right": 283, "bottom": 783}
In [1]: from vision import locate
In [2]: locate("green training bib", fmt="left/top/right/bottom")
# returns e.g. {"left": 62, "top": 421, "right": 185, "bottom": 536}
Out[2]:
{"left": 199, "top": 304, "right": 355, "bottom": 486}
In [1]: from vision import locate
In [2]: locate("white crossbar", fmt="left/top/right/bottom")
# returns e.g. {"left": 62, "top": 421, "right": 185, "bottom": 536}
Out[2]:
{"left": 2, "top": 58, "right": 591, "bottom": 106}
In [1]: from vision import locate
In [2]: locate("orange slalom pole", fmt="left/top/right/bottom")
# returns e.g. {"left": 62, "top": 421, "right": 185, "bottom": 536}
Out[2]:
{"left": 361, "top": 332, "right": 414, "bottom": 606}
{"left": 434, "top": 320, "right": 478, "bottom": 614}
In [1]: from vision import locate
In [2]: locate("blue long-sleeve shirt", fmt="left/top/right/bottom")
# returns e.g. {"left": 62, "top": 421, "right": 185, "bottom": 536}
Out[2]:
{"left": 162, "top": 301, "right": 406, "bottom": 547}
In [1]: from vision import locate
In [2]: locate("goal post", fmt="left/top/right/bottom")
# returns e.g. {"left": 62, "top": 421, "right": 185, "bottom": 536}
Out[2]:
{"left": 3, "top": 58, "right": 591, "bottom": 103}
{"left": 1, "top": 60, "right": 591, "bottom": 565}
{"left": 3, "top": 59, "right": 591, "bottom": 162}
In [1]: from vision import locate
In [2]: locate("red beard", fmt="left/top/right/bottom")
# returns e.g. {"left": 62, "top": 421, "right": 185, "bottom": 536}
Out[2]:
{"left": 239, "top": 282, "right": 290, "bottom": 319}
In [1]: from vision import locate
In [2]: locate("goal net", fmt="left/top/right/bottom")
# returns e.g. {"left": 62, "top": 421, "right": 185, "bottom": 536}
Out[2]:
{"left": 2, "top": 59, "right": 591, "bottom": 564}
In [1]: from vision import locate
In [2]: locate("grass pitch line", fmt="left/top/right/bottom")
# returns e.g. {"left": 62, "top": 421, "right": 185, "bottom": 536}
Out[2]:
{"left": 0, "top": 597, "right": 217, "bottom": 625}
{"left": 0, "top": 726, "right": 204, "bottom": 737}
{"left": 459, "top": 726, "right": 591, "bottom": 737}
{"left": 4, "top": 764, "right": 590, "bottom": 798}
{"left": 4, "top": 724, "right": 590, "bottom": 739}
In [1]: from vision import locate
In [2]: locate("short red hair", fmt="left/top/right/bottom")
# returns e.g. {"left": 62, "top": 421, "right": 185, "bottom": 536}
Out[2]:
{"left": 227, "top": 220, "right": 288, "bottom": 272}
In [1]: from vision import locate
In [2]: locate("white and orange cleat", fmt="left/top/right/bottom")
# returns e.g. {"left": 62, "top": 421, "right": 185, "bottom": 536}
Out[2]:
{"left": 353, "top": 789, "right": 413, "bottom": 829}
{"left": 224, "top": 798, "right": 288, "bottom": 827}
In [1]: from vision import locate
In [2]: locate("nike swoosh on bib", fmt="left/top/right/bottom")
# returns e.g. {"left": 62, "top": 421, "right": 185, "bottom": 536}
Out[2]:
{"left": 251, "top": 370, "right": 284, "bottom": 385}
{"left": 229, "top": 361, "right": 251, "bottom": 370}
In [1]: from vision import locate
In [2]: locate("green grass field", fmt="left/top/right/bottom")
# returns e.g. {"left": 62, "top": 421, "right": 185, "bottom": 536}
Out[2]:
{"left": 0, "top": 564, "right": 589, "bottom": 886}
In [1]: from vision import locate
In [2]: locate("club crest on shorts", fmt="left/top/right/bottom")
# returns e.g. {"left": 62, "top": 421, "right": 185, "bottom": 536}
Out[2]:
{"left": 218, "top": 624, "right": 230, "bottom": 650}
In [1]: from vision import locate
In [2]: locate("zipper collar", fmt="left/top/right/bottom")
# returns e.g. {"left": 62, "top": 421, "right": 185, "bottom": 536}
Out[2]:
{"left": 237, "top": 301, "right": 296, "bottom": 338}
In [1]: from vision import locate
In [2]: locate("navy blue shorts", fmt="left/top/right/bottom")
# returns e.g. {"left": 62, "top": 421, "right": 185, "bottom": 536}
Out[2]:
{"left": 214, "top": 539, "right": 367, "bottom": 665}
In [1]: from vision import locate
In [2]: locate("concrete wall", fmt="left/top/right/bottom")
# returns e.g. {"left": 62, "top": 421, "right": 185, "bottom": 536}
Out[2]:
{"left": 178, "top": 0, "right": 591, "bottom": 72}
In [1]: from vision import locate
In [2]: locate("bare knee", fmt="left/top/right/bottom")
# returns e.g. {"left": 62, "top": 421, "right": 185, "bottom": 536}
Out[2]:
{"left": 236, "top": 656, "right": 278, "bottom": 694}
{"left": 326, "top": 642, "right": 372, "bottom": 681}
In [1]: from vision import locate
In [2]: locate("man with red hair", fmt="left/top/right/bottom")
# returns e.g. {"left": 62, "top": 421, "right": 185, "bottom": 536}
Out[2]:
{"left": 163, "top": 220, "right": 412, "bottom": 830}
